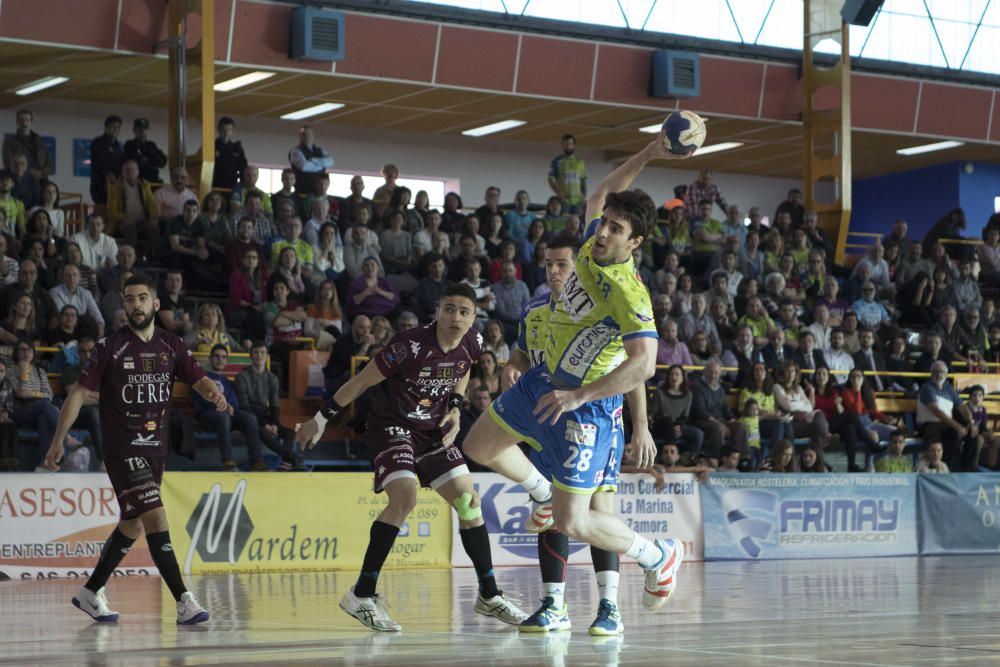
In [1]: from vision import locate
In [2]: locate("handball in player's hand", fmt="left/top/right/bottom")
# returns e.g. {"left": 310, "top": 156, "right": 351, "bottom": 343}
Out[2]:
{"left": 661, "top": 110, "right": 706, "bottom": 155}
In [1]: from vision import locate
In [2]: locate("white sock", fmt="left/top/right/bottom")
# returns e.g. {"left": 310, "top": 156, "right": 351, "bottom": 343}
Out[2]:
{"left": 543, "top": 582, "right": 565, "bottom": 608}
{"left": 519, "top": 468, "right": 552, "bottom": 503}
{"left": 625, "top": 533, "right": 663, "bottom": 569}
{"left": 596, "top": 570, "right": 619, "bottom": 604}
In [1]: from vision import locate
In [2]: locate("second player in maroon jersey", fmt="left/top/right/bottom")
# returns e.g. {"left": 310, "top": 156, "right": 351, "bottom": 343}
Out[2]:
{"left": 295, "top": 284, "right": 527, "bottom": 632}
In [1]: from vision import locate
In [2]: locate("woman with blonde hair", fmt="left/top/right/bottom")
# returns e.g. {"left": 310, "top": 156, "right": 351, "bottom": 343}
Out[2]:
{"left": 304, "top": 279, "right": 342, "bottom": 351}
{"left": 186, "top": 303, "right": 237, "bottom": 354}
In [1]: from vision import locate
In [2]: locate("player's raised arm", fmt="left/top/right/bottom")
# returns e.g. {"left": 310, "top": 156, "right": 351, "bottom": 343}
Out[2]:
{"left": 295, "top": 359, "right": 387, "bottom": 449}
{"left": 585, "top": 130, "right": 684, "bottom": 218}
{"left": 44, "top": 384, "right": 100, "bottom": 470}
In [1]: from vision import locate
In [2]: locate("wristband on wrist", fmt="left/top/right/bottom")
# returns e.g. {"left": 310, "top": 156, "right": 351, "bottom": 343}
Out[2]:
{"left": 447, "top": 393, "right": 463, "bottom": 410}
{"left": 314, "top": 398, "right": 345, "bottom": 430}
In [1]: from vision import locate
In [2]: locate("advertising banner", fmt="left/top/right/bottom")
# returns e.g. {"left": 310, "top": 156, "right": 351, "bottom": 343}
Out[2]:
{"left": 918, "top": 474, "right": 1000, "bottom": 555}
{"left": 162, "top": 472, "right": 452, "bottom": 574}
{"left": 701, "top": 474, "right": 918, "bottom": 560}
{"left": 453, "top": 472, "right": 703, "bottom": 567}
{"left": 0, "top": 473, "right": 155, "bottom": 580}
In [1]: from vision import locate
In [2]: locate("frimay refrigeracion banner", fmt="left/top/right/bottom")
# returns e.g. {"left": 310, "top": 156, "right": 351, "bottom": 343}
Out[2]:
{"left": 0, "top": 473, "right": 156, "bottom": 581}
{"left": 452, "top": 472, "right": 704, "bottom": 567}
{"left": 701, "top": 474, "right": 918, "bottom": 560}
{"left": 161, "top": 472, "right": 452, "bottom": 575}
{"left": 918, "top": 473, "right": 1000, "bottom": 555}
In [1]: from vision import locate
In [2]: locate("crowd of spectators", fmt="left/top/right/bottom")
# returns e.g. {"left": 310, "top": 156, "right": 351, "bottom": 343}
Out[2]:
{"left": 0, "top": 108, "right": 997, "bottom": 476}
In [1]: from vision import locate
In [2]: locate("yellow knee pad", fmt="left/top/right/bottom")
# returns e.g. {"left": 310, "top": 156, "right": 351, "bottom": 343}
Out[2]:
{"left": 453, "top": 492, "right": 483, "bottom": 521}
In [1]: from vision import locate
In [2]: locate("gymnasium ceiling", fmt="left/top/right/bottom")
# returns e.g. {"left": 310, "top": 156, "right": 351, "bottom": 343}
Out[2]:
{"left": 1, "top": 41, "right": 998, "bottom": 180}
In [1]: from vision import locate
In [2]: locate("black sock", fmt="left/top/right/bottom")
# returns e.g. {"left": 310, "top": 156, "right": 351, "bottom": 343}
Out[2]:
{"left": 538, "top": 530, "right": 569, "bottom": 584}
{"left": 460, "top": 524, "right": 499, "bottom": 598}
{"left": 147, "top": 531, "right": 187, "bottom": 601}
{"left": 85, "top": 528, "right": 136, "bottom": 593}
{"left": 355, "top": 521, "right": 400, "bottom": 598}
{"left": 591, "top": 546, "right": 620, "bottom": 573}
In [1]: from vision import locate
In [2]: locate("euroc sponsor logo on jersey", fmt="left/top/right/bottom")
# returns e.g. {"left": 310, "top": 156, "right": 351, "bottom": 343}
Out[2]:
{"left": 0, "top": 486, "right": 118, "bottom": 519}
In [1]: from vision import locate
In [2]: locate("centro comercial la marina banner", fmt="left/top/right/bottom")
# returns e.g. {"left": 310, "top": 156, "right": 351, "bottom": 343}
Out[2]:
{"left": 161, "top": 473, "right": 453, "bottom": 575}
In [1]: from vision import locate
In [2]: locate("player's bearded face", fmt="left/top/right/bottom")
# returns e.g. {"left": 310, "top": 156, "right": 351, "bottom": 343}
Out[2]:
{"left": 126, "top": 300, "right": 155, "bottom": 329}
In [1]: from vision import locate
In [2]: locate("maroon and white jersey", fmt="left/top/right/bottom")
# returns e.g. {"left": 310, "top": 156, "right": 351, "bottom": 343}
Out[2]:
{"left": 79, "top": 327, "right": 206, "bottom": 457}
{"left": 370, "top": 324, "right": 482, "bottom": 432}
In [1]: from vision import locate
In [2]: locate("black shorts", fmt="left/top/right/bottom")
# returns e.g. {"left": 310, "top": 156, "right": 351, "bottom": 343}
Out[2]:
{"left": 103, "top": 455, "right": 165, "bottom": 520}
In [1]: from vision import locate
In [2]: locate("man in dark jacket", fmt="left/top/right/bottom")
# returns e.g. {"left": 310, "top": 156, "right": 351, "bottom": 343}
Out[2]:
{"left": 123, "top": 118, "right": 167, "bottom": 184}
{"left": 194, "top": 345, "right": 268, "bottom": 471}
{"left": 89, "top": 115, "right": 123, "bottom": 205}
{"left": 690, "top": 360, "right": 747, "bottom": 468}
{"left": 211, "top": 116, "right": 248, "bottom": 193}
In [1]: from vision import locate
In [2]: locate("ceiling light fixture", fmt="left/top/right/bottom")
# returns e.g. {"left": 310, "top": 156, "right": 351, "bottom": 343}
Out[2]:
{"left": 896, "top": 140, "right": 965, "bottom": 156}
{"left": 13, "top": 76, "right": 69, "bottom": 96}
{"left": 462, "top": 120, "right": 526, "bottom": 137}
{"left": 639, "top": 123, "right": 662, "bottom": 134}
{"left": 279, "top": 102, "right": 344, "bottom": 120}
{"left": 689, "top": 141, "right": 744, "bottom": 156}
{"left": 214, "top": 71, "right": 275, "bottom": 92}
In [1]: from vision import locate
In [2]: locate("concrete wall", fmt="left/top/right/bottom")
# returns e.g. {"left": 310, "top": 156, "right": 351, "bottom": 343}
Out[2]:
{"left": 6, "top": 101, "right": 798, "bottom": 216}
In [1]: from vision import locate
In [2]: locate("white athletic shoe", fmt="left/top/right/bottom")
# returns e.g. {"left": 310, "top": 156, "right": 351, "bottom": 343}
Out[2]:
{"left": 526, "top": 498, "right": 555, "bottom": 533}
{"left": 643, "top": 537, "right": 685, "bottom": 611}
{"left": 340, "top": 587, "right": 402, "bottom": 632}
{"left": 72, "top": 586, "right": 119, "bottom": 622}
{"left": 176, "top": 591, "right": 210, "bottom": 625}
{"left": 475, "top": 591, "right": 529, "bottom": 625}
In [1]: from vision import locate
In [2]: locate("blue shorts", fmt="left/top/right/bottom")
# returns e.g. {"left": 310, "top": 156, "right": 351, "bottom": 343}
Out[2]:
{"left": 489, "top": 365, "right": 623, "bottom": 495}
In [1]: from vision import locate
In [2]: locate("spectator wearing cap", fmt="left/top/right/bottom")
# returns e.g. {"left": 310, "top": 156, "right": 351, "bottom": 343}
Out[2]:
{"left": 123, "top": 118, "right": 167, "bottom": 183}
{"left": 288, "top": 124, "right": 334, "bottom": 197}
{"left": 917, "top": 361, "right": 975, "bottom": 471}
{"left": 89, "top": 115, "right": 124, "bottom": 205}
{"left": 2, "top": 110, "right": 51, "bottom": 179}
{"left": 212, "top": 116, "right": 248, "bottom": 194}
{"left": 154, "top": 165, "right": 198, "bottom": 221}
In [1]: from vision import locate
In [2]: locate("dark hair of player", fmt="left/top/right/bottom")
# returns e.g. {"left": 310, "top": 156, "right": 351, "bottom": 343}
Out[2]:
{"left": 603, "top": 189, "right": 657, "bottom": 242}
{"left": 124, "top": 274, "right": 157, "bottom": 296}
{"left": 210, "top": 343, "right": 229, "bottom": 356}
{"left": 250, "top": 340, "right": 267, "bottom": 352}
{"left": 546, "top": 236, "right": 580, "bottom": 255}
{"left": 444, "top": 283, "right": 478, "bottom": 309}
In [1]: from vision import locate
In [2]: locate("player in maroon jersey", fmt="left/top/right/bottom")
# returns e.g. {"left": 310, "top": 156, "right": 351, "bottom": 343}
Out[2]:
{"left": 43, "top": 274, "right": 229, "bottom": 625}
{"left": 295, "top": 283, "right": 527, "bottom": 632}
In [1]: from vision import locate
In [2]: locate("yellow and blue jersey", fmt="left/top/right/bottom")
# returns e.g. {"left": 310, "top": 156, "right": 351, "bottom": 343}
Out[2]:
{"left": 542, "top": 219, "right": 657, "bottom": 387}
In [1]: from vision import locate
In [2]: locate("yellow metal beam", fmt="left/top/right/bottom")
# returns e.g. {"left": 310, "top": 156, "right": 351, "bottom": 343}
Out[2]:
{"left": 803, "top": 0, "right": 852, "bottom": 264}
{"left": 167, "top": 0, "right": 215, "bottom": 201}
